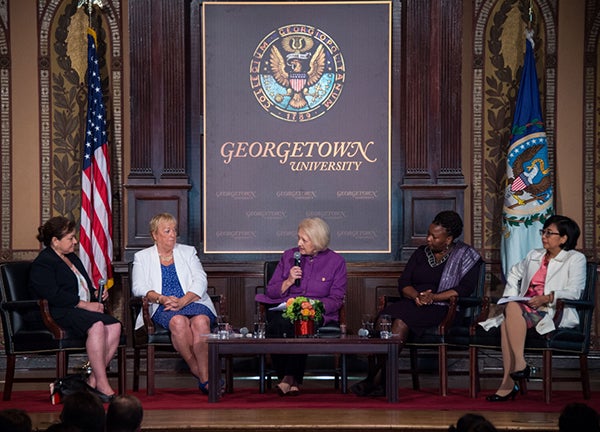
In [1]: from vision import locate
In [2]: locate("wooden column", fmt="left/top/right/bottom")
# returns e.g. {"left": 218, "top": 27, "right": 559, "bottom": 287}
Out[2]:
{"left": 400, "top": 0, "right": 466, "bottom": 258}
{"left": 125, "top": 0, "right": 191, "bottom": 261}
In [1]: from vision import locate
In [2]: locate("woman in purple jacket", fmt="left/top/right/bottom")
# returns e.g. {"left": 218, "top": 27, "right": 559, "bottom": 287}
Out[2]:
{"left": 255, "top": 217, "right": 347, "bottom": 396}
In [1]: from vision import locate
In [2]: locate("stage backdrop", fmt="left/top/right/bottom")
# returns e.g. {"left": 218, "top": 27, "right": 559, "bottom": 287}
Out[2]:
{"left": 203, "top": 1, "right": 391, "bottom": 254}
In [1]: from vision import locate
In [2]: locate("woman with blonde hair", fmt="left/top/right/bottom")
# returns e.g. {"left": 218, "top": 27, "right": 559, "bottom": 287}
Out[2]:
{"left": 255, "top": 217, "right": 347, "bottom": 396}
{"left": 131, "top": 213, "right": 217, "bottom": 394}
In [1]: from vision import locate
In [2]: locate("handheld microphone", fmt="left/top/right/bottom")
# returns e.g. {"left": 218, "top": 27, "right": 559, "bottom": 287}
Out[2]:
{"left": 97, "top": 279, "right": 106, "bottom": 302}
{"left": 293, "top": 251, "right": 301, "bottom": 287}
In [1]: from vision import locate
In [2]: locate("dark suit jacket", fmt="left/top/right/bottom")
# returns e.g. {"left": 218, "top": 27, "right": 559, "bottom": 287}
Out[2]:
{"left": 29, "top": 247, "right": 96, "bottom": 320}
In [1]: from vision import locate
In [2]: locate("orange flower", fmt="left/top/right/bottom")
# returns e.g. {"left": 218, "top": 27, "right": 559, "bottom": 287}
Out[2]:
{"left": 282, "top": 296, "right": 324, "bottom": 323}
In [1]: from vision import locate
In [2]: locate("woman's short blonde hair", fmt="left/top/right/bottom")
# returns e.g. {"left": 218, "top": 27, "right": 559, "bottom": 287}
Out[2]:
{"left": 298, "top": 217, "right": 330, "bottom": 251}
{"left": 149, "top": 213, "right": 177, "bottom": 237}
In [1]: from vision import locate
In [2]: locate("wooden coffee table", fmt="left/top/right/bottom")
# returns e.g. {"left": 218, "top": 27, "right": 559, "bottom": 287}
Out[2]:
{"left": 207, "top": 335, "right": 401, "bottom": 403}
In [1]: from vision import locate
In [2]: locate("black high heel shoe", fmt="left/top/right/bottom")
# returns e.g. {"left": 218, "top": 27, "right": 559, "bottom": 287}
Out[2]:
{"left": 485, "top": 384, "right": 519, "bottom": 402}
{"left": 509, "top": 365, "right": 531, "bottom": 381}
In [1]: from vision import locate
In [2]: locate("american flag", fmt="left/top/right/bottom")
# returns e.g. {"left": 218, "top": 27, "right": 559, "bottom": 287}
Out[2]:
{"left": 80, "top": 28, "right": 113, "bottom": 288}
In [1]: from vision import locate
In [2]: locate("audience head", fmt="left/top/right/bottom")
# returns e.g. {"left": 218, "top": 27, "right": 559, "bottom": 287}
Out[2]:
{"left": 60, "top": 391, "right": 105, "bottom": 432}
{"left": 45, "top": 424, "right": 81, "bottom": 432}
{"left": 558, "top": 402, "right": 600, "bottom": 432}
{"left": 543, "top": 215, "right": 580, "bottom": 250}
{"left": 106, "top": 394, "right": 144, "bottom": 432}
{"left": 298, "top": 217, "right": 330, "bottom": 252}
{"left": 36, "top": 216, "right": 76, "bottom": 247}
{"left": 448, "top": 413, "right": 497, "bottom": 432}
{"left": 0, "top": 408, "right": 32, "bottom": 432}
{"left": 432, "top": 210, "right": 463, "bottom": 241}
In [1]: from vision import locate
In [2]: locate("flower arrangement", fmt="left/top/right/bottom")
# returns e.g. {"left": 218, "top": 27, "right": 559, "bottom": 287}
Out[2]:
{"left": 282, "top": 296, "right": 324, "bottom": 323}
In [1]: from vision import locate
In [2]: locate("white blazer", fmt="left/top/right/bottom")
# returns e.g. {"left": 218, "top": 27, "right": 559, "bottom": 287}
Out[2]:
{"left": 131, "top": 243, "right": 216, "bottom": 329}
{"left": 481, "top": 248, "right": 586, "bottom": 333}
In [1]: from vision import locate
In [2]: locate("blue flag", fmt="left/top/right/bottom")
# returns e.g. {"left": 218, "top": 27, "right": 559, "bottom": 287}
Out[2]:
{"left": 501, "top": 32, "right": 553, "bottom": 277}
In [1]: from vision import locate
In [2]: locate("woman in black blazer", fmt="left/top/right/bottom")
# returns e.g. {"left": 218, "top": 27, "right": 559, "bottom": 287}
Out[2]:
{"left": 29, "top": 216, "right": 121, "bottom": 402}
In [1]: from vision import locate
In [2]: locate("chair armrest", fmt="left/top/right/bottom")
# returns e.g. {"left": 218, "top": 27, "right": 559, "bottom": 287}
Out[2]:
{"left": 38, "top": 299, "right": 67, "bottom": 339}
{"left": 141, "top": 296, "right": 156, "bottom": 335}
{"left": 258, "top": 303, "right": 267, "bottom": 322}
{"left": 469, "top": 296, "right": 491, "bottom": 335}
{"left": 552, "top": 298, "right": 594, "bottom": 327}
{"left": 438, "top": 296, "right": 458, "bottom": 334}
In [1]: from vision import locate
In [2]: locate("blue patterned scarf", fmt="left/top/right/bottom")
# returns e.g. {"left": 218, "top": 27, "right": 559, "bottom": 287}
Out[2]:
{"left": 438, "top": 240, "right": 481, "bottom": 293}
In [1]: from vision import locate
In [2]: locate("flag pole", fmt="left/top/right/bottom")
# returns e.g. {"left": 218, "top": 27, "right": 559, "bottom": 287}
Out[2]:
{"left": 77, "top": 0, "right": 105, "bottom": 26}
{"left": 528, "top": 0, "right": 533, "bottom": 31}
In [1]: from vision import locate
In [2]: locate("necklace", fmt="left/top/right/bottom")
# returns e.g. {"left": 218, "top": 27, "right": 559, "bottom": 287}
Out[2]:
{"left": 425, "top": 246, "right": 452, "bottom": 268}
{"left": 159, "top": 254, "right": 173, "bottom": 262}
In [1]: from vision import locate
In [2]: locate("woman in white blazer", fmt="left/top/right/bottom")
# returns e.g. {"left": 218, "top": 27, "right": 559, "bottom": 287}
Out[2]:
{"left": 485, "top": 215, "right": 586, "bottom": 402}
{"left": 132, "top": 213, "right": 217, "bottom": 394}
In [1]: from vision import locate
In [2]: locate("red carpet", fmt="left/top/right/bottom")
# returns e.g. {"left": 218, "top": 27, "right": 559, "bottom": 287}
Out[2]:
{"left": 3, "top": 387, "right": 598, "bottom": 413}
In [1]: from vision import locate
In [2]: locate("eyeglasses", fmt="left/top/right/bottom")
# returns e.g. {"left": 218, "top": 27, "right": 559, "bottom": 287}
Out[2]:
{"left": 539, "top": 229, "right": 561, "bottom": 237}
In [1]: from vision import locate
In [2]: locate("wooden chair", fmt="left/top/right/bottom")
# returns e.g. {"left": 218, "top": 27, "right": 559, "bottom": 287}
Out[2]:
{"left": 469, "top": 261, "right": 597, "bottom": 403}
{"left": 129, "top": 262, "right": 230, "bottom": 395}
{"left": 0, "top": 260, "right": 126, "bottom": 400}
{"left": 258, "top": 260, "right": 347, "bottom": 392}
{"left": 378, "top": 260, "right": 486, "bottom": 396}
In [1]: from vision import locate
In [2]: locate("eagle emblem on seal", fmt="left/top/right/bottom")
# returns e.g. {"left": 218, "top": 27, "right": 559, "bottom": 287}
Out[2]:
{"left": 506, "top": 141, "right": 552, "bottom": 206}
{"left": 269, "top": 36, "right": 326, "bottom": 109}
{"left": 250, "top": 24, "right": 345, "bottom": 122}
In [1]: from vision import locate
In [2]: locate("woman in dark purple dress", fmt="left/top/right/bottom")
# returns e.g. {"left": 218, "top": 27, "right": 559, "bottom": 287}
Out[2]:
{"left": 351, "top": 210, "right": 482, "bottom": 397}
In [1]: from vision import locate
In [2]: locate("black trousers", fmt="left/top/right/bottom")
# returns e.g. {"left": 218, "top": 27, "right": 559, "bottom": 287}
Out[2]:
{"left": 266, "top": 309, "right": 307, "bottom": 384}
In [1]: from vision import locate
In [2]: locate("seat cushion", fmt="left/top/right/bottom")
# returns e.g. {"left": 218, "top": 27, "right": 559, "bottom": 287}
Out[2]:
{"left": 146, "top": 324, "right": 173, "bottom": 345}
{"left": 11, "top": 329, "right": 86, "bottom": 353}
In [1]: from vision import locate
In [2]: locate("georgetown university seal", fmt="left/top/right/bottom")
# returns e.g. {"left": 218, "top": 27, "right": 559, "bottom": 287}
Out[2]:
{"left": 249, "top": 24, "right": 346, "bottom": 122}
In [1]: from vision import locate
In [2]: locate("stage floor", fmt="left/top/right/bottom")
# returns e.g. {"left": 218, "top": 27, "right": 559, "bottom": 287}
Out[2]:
{"left": 4, "top": 353, "right": 599, "bottom": 431}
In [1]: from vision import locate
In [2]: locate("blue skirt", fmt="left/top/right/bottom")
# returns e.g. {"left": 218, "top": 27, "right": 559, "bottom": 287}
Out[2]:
{"left": 151, "top": 263, "right": 216, "bottom": 329}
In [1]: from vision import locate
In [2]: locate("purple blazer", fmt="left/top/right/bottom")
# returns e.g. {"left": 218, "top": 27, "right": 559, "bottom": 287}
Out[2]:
{"left": 255, "top": 248, "right": 347, "bottom": 325}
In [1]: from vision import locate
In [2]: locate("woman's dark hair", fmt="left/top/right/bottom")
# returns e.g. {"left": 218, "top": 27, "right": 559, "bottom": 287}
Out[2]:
{"left": 448, "top": 413, "right": 498, "bottom": 432}
{"left": 60, "top": 391, "right": 105, "bottom": 432}
{"left": 559, "top": 402, "right": 600, "bottom": 432}
{"left": 0, "top": 408, "right": 32, "bottom": 432}
{"left": 36, "top": 216, "right": 76, "bottom": 247}
{"left": 543, "top": 215, "right": 580, "bottom": 251}
{"left": 432, "top": 210, "right": 463, "bottom": 239}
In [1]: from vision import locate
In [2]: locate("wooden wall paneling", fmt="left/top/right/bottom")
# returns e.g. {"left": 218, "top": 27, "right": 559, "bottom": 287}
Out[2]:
{"left": 128, "top": 0, "right": 154, "bottom": 178}
{"left": 125, "top": 0, "right": 191, "bottom": 261}
{"left": 399, "top": 0, "right": 466, "bottom": 259}
{"left": 124, "top": 185, "right": 191, "bottom": 261}
{"left": 399, "top": 185, "right": 466, "bottom": 260}
{"left": 345, "top": 277, "right": 365, "bottom": 335}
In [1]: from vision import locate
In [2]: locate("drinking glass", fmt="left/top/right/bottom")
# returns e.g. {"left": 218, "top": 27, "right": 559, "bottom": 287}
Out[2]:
{"left": 217, "top": 315, "right": 230, "bottom": 339}
{"left": 379, "top": 314, "right": 392, "bottom": 339}
{"left": 254, "top": 321, "right": 266, "bottom": 339}
{"left": 360, "top": 314, "right": 373, "bottom": 338}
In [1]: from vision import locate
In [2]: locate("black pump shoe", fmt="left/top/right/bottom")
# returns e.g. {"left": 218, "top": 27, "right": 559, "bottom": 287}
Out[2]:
{"left": 85, "top": 384, "right": 115, "bottom": 403}
{"left": 509, "top": 365, "right": 531, "bottom": 381}
{"left": 486, "top": 384, "right": 519, "bottom": 402}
